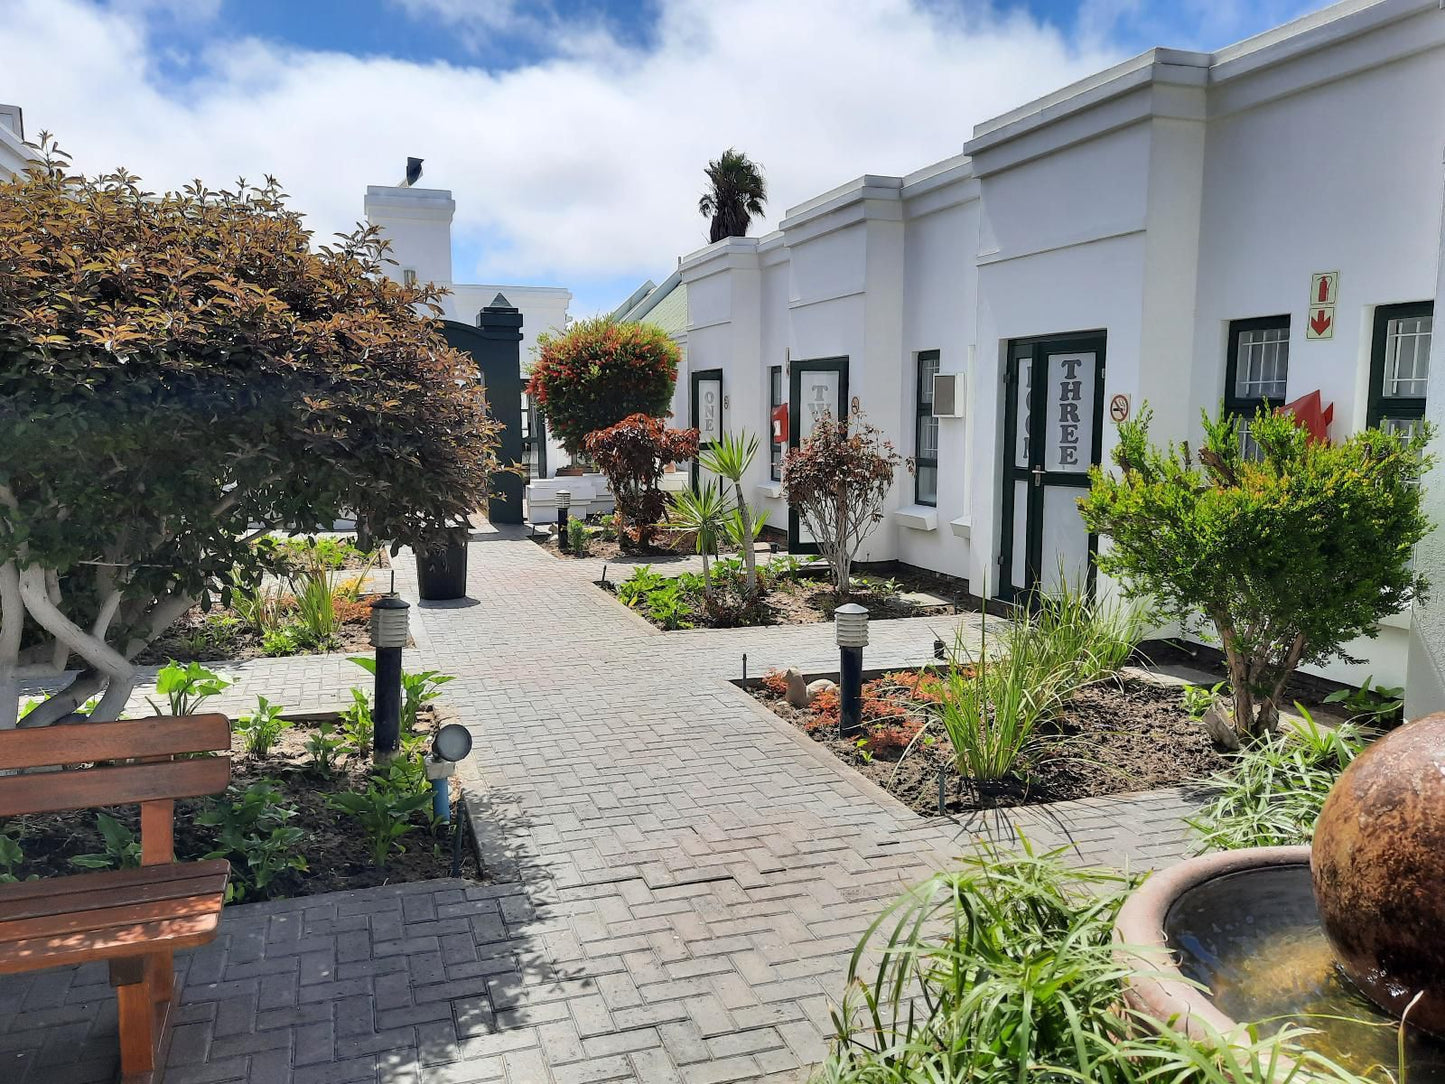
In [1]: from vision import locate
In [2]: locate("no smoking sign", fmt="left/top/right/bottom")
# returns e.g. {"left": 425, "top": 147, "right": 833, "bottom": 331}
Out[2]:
{"left": 1109, "top": 393, "right": 1130, "bottom": 423}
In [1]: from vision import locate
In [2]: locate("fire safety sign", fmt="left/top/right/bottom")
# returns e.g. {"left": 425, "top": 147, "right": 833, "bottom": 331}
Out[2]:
{"left": 1306, "top": 271, "right": 1338, "bottom": 340}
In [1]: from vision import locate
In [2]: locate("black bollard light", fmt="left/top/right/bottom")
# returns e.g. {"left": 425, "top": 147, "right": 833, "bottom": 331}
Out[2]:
{"left": 556, "top": 489, "right": 572, "bottom": 551}
{"left": 835, "top": 603, "right": 869, "bottom": 738}
{"left": 369, "top": 594, "right": 410, "bottom": 763}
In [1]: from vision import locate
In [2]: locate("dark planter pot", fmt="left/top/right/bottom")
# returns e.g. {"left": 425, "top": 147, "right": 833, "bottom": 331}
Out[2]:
{"left": 416, "top": 537, "right": 469, "bottom": 601}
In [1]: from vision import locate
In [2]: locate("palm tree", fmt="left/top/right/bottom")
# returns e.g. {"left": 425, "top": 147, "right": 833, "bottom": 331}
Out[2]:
{"left": 665, "top": 480, "right": 730, "bottom": 602}
{"left": 700, "top": 430, "right": 762, "bottom": 599}
{"left": 698, "top": 149, "right": 767, "bottom": 244}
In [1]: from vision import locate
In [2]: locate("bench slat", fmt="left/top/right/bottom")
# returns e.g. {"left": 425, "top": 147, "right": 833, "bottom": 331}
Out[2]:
{"left": 0, "top": 889, "right": 224, "bottom": 942}
{"left": 0, "top": 714, "right": 231, "bottom": 771}
{"left": 0, "top": 912, "right": 223, "bottom": 975}
{"left": 0, "top": 862, "right": 230, "bottom": 922}
{"left": 0, "top": 859, "right": 231, "bottom": 904}
{"left": 0, "top": 757, "right": 230, "bottom": 818}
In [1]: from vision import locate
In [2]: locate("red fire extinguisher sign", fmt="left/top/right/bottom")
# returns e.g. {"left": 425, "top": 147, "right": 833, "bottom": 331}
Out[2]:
{"left": 771, "top": 403, "right": 789, "bottom": 443}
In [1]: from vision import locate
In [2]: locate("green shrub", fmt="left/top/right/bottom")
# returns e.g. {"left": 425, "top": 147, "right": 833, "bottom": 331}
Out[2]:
{"left": 820, "top": 843, "right": 1379, "bottom": 1083}
{"left": 235, "top": 695, "right": 290, "bottom": 757}
{"left": 1081, "top": 404, "right": 1431, "bottom": 740}
{"left": 328, "top": 766, "right": 433, "bottom": 866}
{"left": 71, "top": 813, "right": 142, "bottom": 871}
{"left": 146, "top": 660, "right": 231, "bottom": 716}
{"left": 304, "top": 722, "right": 345, "bottom": 777}
{"left": 1189, "top": 709, "right": 1367, "bottom": 851}
{"left": 566, "top": 516, "right": 590, "bottom": 556}
{"left": 198, "top": 781, "right": 307, "bottom": 902}
{"left": 341, "top": 688, "right": 374, "bottom": 758}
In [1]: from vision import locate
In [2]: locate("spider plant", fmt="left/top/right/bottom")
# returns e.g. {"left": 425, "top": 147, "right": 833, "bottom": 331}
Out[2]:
{"left": 665, "top": 480, "right": 730, "bottom": 600}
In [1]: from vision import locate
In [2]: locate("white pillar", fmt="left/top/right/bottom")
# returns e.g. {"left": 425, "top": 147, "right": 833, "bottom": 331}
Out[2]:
{"left": 1406, "top": 153, "right": 1445, "bottom": 718}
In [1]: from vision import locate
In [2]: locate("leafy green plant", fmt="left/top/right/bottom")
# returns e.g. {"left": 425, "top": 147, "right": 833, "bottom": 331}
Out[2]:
{"left": 1323, "top": 675, "right": 1404, "bottom": 725}
{"left": 235, "top": 695, "right": 290, "bottom": 757}
{"left": 566, "top": 516, "right": 590, "bottom": 556}
{"left": 666, "top": 480, "right": 730, "bottom": 601}
{"left": 198, "top": 781, "right": 307, "bottom": 902}
{"left": 303, "top": 722, "right": 345, "bottom": 776}
{"left": 0, "top": 832, "right": 36, "bottom": 883}
{"left": 71, "top": 813, "right": 142, "bottom": 871}
{"left": 261, "top": 625, "right": 306, "bottom": 657}
{"left": 1025, "top": 572, "right": 1151, "bottom": 692}
{"left": 700, "top": 430, "right": 763, "bottom": 599}
{"left": 1081, "top": 404, "right": 1431, "bottom": 740}
{"left": 348, "top": 659, "right": 454, "bottom": 734}
{"left": 1182, "top": 680, "right": 1227, "bottom": 718}
{"left": 328, "top": 774, "right": 434, "bottom": 866}
{"left": 1189, "top": 708, "right": 1367, "bottom": 851}
{"left": 289, "top": 548, "right": 339, "bottom": 649}
{"left": 615, "top": 567, "right": 698, "bottom": 629}
{"left": 341, "top": 688, "right": 374, "bottom": 758}
{"left": 146, "top": 661, "right": 231, "bottom": 716}
{"left": 820, "top": 841, "right": 1379, "bottom": 1084}
{"left": 228, "top": 571, "right": 286, "bottom": 636}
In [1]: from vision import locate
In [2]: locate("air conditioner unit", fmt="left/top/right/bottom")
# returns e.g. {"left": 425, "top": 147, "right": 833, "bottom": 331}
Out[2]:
{"left": 932, "top": 373, "right": 965, "bottom": 419}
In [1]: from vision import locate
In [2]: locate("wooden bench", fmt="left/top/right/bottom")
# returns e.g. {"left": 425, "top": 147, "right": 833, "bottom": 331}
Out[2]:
{"left": 0, "top": 714, "right": 233, "bottom": 1082}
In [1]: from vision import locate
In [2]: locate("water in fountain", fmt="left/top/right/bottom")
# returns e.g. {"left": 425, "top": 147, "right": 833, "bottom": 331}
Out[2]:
{"left": 1166, "top": 863, "right": 1445, "bottom": 1080}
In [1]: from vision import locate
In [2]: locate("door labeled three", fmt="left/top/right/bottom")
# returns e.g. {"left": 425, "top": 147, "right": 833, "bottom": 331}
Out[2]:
{"left": 999, "top": 334, "right": 1105, "bottom": 600}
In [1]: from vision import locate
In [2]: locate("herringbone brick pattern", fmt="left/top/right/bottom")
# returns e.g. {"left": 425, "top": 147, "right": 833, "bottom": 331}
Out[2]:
{"left": 0, "top": 526, "right": 1204, "bottom": 1082}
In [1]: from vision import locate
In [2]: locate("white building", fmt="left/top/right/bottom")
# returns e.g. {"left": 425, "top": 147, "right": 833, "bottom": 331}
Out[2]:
{"left": 0, "top": 106, "right": 37, "bottom": 177}
{"left": 363, "top": 181, "right": 573, "bottom": 477}
{"left": 675, "top": 0, "right": 1445, "bottom": 697}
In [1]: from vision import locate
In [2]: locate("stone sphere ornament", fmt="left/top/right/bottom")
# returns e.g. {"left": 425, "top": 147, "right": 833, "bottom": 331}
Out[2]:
{"left": 1311, "top": 712, "right": 1445, "bottom": 1034}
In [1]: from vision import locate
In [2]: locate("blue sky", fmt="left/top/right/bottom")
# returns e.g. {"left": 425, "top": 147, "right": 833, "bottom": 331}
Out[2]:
{"left": 8, "top": 0, "right": 1327, "bottom": 317}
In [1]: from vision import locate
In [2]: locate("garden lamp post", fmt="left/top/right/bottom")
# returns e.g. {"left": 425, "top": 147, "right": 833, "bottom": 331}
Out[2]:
{"left": 556, "top": 489, "right": 572, "bottom": 551}
{"left": 369, "top": 594, "right": 410, "bottom": 763}
{"left": 427, "top": 723, "right": 473, "bottom": 825}
{"left": 835, "top": 603, "right": 869, "bottom": 738}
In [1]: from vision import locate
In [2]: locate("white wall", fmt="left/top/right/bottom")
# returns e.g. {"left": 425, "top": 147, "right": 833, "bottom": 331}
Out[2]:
{"left": 678, "top": 0, "right": 1445, "bottom": 689}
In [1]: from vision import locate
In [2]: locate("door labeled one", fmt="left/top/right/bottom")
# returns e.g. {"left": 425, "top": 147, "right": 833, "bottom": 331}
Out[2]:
{"left": 787, "top": 357, "right": 849, "bottom": 553}
{"left": 690, "top": 369, "right": 723, "bottom": 487}
{"left": 999, "top": 334, "right": 1105, "bottom": 601}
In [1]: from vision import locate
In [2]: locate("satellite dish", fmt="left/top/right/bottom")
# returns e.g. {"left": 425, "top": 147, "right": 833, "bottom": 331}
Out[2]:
{"left": 402, "top": 157, "right": 424, "bottom": 187}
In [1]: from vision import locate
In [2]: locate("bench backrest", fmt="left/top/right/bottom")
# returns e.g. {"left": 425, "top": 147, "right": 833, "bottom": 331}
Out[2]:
{"left": 0, "top": 714, "right": 232, "bottom": 865}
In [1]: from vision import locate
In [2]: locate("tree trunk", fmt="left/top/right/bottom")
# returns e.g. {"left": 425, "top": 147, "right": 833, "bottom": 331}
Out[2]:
{"left": 733, "top": 481, "right": 757, "bottom": 597}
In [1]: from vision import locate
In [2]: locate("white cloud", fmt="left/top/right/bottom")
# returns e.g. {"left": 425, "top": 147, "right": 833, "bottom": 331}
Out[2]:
{"left": 3, "top": 0, "right": 1134, "bottom": 311}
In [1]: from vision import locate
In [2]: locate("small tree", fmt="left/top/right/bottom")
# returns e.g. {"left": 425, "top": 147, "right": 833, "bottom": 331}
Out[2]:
{"left": 782, "top": 411, "right": 902, "bottom": 596}
{"left": 584, "top": 414, "right": 699, "bottom": 548}
{"left": 699, "top": 430, "right": 762, "bottom": 599}
{"left": 526, "top": 318, "right": 680, "bottom": 459}
{"left": 665, "top": 481, "right": 730, "bottom": 602}
{"left": 0, "top": 140, "right": 502, "bottom": 728}
{"left": 1080, "top": 405, "right": 1431, "bottom": 740}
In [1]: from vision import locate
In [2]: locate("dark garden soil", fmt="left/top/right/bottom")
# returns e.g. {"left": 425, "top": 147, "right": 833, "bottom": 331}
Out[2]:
{"left": 753, "top": 671, "right": 1225, "bottom": 817}
{"left": 531, "top": 528, "right": 694, "bottom": 563}
{"left": 1134, "top": 638, "right": 1347, "bottom": 710}
{"left": 138, "top": 601, "right": 379, "bottom": 665}
{"left": 4, "top": 707, "right": 478, "bottom": 902}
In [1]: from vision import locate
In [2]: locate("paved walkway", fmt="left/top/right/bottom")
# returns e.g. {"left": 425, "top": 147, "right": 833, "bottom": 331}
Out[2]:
{"left": 1, "top": 526, "right": 1204, "bottom": 1084}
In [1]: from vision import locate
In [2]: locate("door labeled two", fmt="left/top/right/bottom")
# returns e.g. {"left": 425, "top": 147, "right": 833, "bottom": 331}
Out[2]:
{"left": 1000, "top": 334, "right": 1105, "bottom": 600}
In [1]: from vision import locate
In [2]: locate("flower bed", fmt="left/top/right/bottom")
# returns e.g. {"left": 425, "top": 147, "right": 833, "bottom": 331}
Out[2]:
{"left": 754, "top": 667, "right": 1224, "bottom": 816}
{"left": 603, "top": 556, "right": 958, "bottom": 630}
{"left": 2, "top": 664, "right": 475, "bottom": 902}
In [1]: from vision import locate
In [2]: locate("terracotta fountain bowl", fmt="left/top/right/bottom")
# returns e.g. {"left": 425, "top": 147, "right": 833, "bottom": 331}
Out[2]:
{"left": 1312, "top": 712, "right": 1445, "bottom": 1034}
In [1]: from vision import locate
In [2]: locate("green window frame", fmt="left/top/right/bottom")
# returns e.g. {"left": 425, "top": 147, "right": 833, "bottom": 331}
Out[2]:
{"left": 915, "top": 350, "right": 940, "bottom": 506}
{"left": 1368, "top": 301, "right": 1433, "bottom": 435}
{"left": 769, "top": 365, "right": 783, "bottom": 481}
{"left": 1224, "top": 316, "right": 1290, "bottom": 457}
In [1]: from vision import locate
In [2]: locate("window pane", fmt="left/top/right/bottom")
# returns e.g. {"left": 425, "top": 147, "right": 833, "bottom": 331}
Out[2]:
{"left": 917, "top": 464, "right": 937, "bottom": 505}
{"left": 1238, "top": 419, "right": 1263, "bottom": 462}
{"left": 1382, "top": 315, "right": 1432, "bottom": 399}
{"left": 917, "top": 415, "right": 939, "bottom": 462}
{"left": 1234, "top": 326, "right": 1289, "bottom": 401}
{"left": 919, "top": 354, "right": 940, "bottom": 405}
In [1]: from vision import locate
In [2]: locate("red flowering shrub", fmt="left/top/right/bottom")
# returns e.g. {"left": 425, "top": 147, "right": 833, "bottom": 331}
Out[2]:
{"left": 760, "top": 669, "right": 791, "bottom": 697}
{"left": 781, "top": 410, "right": 902, "bottom": 595}
{"left": 527, "top": 317, "right": 680, "bottom": 457}
{"left": 584, "top": 415, "right": 699, "bottom": 546}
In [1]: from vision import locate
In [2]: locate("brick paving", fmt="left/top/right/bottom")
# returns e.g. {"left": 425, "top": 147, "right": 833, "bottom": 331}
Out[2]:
{"left": 0, "top": 524, "right": 1205, "bottom": 1083}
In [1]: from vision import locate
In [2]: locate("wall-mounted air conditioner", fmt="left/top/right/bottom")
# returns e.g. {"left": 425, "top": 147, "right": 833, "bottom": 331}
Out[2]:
{"left": 932, "top": 373, "right": 965, "bottom": 419}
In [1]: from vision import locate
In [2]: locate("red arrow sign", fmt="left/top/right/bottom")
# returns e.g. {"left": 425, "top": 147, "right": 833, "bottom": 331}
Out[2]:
{"left": 1309, "top": 308, "right": 1333, "bottom": 336}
